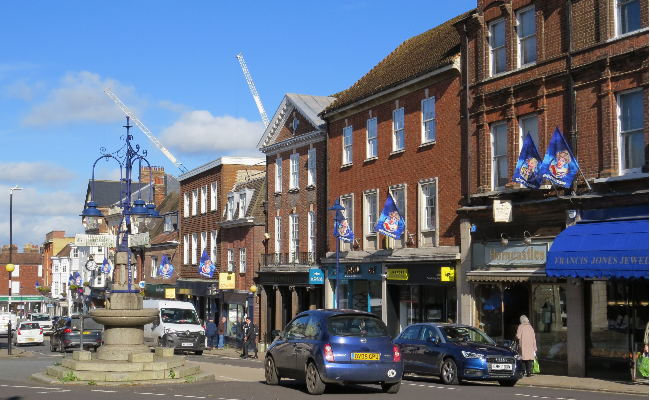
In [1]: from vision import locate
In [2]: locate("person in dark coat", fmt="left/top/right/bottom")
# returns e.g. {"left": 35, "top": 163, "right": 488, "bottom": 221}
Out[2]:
{"left": 241, "top": 316, "right": 258, "bottom": 359}
{"left": 217, "top": 316, "right": 226, "bottom": 349}
{"left": 205, "top": 318, "right": 217, "bottom": 350}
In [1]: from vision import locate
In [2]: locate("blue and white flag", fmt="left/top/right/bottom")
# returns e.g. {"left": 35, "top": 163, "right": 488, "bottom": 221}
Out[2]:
{"left": 198, "top": 249, "right": 215, "bottom": 278}
{"left": 333, "top": 210, "right": 354, "bottom": 243}
{"left": 74, "top": 272, "right": 83, "bottom": 286}
{"left": 68, "top": 274, "right": 74, "bottom": 286}
{"left": 158, "top": 254, "right": 174, "bottom": 279}
{"left": 539, "top": 127, "right": 580, "bottom": 188}
{"left": 375, "top": 193, "right": 405, "bottom": 239}
{"left": 101, "top": 257, "right": 112, "bottom": 275}
{"left": 512, "top": 132, "right": 543, "bottom": 189}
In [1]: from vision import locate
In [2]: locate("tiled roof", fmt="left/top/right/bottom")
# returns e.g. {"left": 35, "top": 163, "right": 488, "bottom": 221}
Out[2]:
{"left": 231, "top": 176, "right": 266, "bottom": 224}
{"left": 146, "top": 191, "right": 180, "bottom": 239}
{"left": 0, "top": 252, "right": 43, "bottom": 265}
{"left": 56, "top": 244, "right": 71, "bottom": 257}
{"left": 323, "top": 10, "right": 474, "bottom": 114}
{"left": 151, "top": 230, "right": 179, "bottom": 245}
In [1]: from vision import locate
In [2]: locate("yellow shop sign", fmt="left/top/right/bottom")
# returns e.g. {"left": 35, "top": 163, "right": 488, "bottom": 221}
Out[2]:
{"left": 441, "top": 266, "right": 455, "bottom": 282}
{"left": 219, "top": 272, "right": 236, "bottom": 289}
{"left": 386, "top": 268, "right": 409, "bottom": 280}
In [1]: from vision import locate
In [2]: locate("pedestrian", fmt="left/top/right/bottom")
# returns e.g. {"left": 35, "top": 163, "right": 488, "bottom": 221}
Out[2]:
{"left": 217, "top": 316, "right": 226, "bottom": 349}
{"left": 241, "top": 316, "right": 258, "bottom": 359}
{"left": 516, "top": 315, "right": 537, "bottom": 377}
{"left": 205, "top": 318, "right": 217, "bottom": 350}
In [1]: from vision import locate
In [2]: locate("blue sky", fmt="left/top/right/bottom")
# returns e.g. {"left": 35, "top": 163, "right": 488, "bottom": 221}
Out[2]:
{"left": 0, "top": 0, "right": 476, "bottom": 250}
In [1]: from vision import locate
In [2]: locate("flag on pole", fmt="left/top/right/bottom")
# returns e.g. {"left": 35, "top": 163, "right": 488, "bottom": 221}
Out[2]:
{"left": 101, "top": 257, "right": 112, "bottom": 275}
{"left": 539, "top": 127, "right": 580, "bottom": 188}
{"left": 198, "top": 249, "right": 215, "bottom": 278}
{"left": 158, "top": 254, "right": 174, "bottom": 279}
{"left": 68, "top": 274, "right": 74, "bottom": 286}
{"left": 333, "top": 210, "right": 354, "bottom": 243}
{"left": 74, "top": 271, "right": 83, "bottom": 286}
{"left": 512, "top": 132, "right": 543, "bottom": 189}
{"left": 375, "top": 193, "right": 405, "bottom": 239}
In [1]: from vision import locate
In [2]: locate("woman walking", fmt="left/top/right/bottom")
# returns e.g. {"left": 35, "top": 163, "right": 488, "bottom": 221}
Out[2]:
{"left": 516, "top": 315, "right": 537, "bottom": 377}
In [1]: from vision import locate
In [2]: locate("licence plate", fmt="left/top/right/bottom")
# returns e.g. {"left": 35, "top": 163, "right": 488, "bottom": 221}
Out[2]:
{"left": 352, "top": 352, "right": 380, "bottom": 361}
{"left": 491, "top": 363, "right": 513, "bottom": 370}
{"left": 27, "top": 338, "right": 35, "bottom": 341}
{"left": 181, "top": 342, "right": 193, "bottom": 347}
{"left": 83, "top": 332, "right": 90, "bottom": 334}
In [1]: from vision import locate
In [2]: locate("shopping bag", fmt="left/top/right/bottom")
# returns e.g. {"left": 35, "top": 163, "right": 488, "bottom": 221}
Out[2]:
{"left": 638, "top": 355, "right": 649, "bottom": 378}
{"left": 532, "top": 357, "right": 541, "bottom": 374}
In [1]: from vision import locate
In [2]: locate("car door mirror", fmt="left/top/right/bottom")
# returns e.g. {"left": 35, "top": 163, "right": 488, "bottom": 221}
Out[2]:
{"left": 271, "top": 329, "right": 282, "bottom": 339}
{"left": 426, "top": 337, "right": 439, "bottom": 344}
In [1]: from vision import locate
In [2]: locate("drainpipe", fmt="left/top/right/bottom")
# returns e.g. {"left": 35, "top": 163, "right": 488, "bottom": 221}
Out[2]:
{"left": 464, "top": 23, "right": 472, "bottom": 205}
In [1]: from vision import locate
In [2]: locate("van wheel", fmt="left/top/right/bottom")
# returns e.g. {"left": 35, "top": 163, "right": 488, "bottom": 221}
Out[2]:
{"left": 265, "top": 356, "right": 280, "bottom": 385}
{"left": 306, "top": 362, "right": 326, "bottom": 395}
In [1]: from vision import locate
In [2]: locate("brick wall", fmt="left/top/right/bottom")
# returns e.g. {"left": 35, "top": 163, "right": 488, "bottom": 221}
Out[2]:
{"left": 219, "top": 225, "right": 265, "bottom": 291}
{"left": 0, "top": 263, "right": 42, "bottom": 296}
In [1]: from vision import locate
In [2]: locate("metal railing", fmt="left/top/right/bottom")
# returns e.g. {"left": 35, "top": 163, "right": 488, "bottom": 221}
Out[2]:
{"left": 261, "top": 252, "right": 316, "bottom": 266}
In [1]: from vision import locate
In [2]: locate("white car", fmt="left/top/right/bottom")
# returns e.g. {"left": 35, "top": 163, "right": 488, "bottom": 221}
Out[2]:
{"left": 13, "top": 322, "right": 44, "bottom": 346}
{"left": 26, "top": 313, "right": 53, "bottom": 335}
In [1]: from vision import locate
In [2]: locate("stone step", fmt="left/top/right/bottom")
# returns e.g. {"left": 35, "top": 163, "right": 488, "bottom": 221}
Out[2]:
{"left": 46, "top": 365, "right": 107, "bottom": 381}
{"left": 143, "top": 357, "right": 186, "bottom": 371}
{"left": 169, "top": 363, "right": 200, "bottom": 379}
{"left": 61, "top": 355, "right": 186, "bottom": 372}
{"left": 31, "top": 371, "right": 215, "bottom": 386}
{"left": 104, "top": 370, "right": 165, "bottom": 382}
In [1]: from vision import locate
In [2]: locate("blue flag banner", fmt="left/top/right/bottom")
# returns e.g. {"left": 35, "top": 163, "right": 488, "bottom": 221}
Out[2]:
{"left": 198, "top": 249, "right": 215, "bottom": 278}
{"left": 539, "top": 127, "right": 580, "bottom": 188}
{"left": 375, "top": 193, "right": 405, "bottom": 239}
{"left": 74, "top": 271, "right": 83, "bottom": 286}
{"left": 512, "top": 132, "right": 543, "bottom": 189}
{"left": 101, "top": 257, "right": 112, "bottom": 275}
{"left": 333, "top": 210, "right": 355, "bottom": 243}
{"left": 159, "top": 255, "right": 174, "bottom": 279}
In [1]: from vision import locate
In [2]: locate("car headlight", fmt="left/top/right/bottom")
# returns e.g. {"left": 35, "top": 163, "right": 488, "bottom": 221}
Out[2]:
{"left": 461, "top": 351, "right": 485, "bottom": 359}
{"left": 164, "top": 328, "right": 176, "bottom": 334}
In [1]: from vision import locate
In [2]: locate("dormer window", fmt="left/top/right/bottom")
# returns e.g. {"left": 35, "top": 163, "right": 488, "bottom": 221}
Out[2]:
{"left": 239, "top": 193, "right": 247, "bottom": 218}
{"left": 227, "top": 196, "right": 235, "bottom": 221}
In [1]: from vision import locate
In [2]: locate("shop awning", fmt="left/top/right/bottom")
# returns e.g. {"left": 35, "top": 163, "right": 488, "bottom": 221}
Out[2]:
{"left": 467, "top": 269, "right": 555, "bottom": 282}
{"left": 546, "top": 219, "right": 649, "bottom": 279}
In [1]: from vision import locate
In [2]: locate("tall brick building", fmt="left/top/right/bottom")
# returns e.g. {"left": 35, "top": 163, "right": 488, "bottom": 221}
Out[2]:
{"left": 453, "top": 0, "right": 648, "bottom": 379}
{"left": 0, "top": 252, "right": 45, "bottom": 314}
{"left": 256, "top": 93, "right": 335, "bottom": 339}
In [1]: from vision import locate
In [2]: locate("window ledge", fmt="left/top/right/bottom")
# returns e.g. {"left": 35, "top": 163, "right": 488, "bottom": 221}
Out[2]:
{"left": 390, "top": 149, "right": 405, "bottom": 156}
{"left": 607, "top": 27, "right": 649, "bottom": 43}
{"left": 341, "top": 163, "right": 353, "bottom": 169}
{"left": 590, "top": 172, "right": 648, "bottom": 184}
{"left": 288, "top": 188, "right": 300, "bottom": 194}
{"left": 364, "top": 156, "right": 378, "bottom": 162}
{"left": 419, "top": 140, "right": 436, "bottom": 148}
{"left": 274, "top": 191, "right": 282, "bottom": 196}
{"left": 306, "top": 184, "right": 316, "bottom": 190}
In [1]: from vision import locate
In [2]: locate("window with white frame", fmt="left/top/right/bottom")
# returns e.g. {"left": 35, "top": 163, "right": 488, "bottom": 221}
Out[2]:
{"left": 183, "top": 192, "right": 189, "bottom": 217}
{"left": 519, "top": 114, "right": 539, "bottom": 150}
{"left": 201, "top": 185, "right": 207, "bottom": 213}
{"left": 618, "top": 89, "right": 645, "bottom": 174}
{"left": 616, "top": 0, "right": 641, "bottom": 36}
{"left": 517, "top": 6, "right": 536, "bottom": 66}
{"left": 227, "top": 249, "right": 234, "bottom": 272}
{"left": 275, "top": 158, "right": 282, "bottom": 192}
{"left": 239, "top": 193, "right": 247, "bottom": 218}
{"left": 364, "top": 191, "right": 378, "bottom": 234}
{"left": 290, "top": 153, "right": 300, "bottom": 189}
{"left": 343, "top": 125, "right": 353, "bottom": 165}
{"left": 183, "top": 234, "right": 189, "bottom": 264}
{"left": 62, "top": 263, "right": 67, "bottom": 273}
{"left": 192, "top": 233, "right": 198, "bottom": 264}
{"left": 71, "top": 248, "right": 78, "bottom": 258}
{"left": 54, "top": 263, "right": 58, "bottom": 273}
{"left": 340, "top": 195, "right": 354, "bottom": 251}
{"left": 367, "top": 118, "right": 378, "bottom": 158}
{"left": 201, "top": 231, "right": 207, "bottom": 256}
{"left": 210, "top": 182, "right": 218, "bottom": 211}
{"left": 151, "top": 256, "right": 158, "bottom": 278}
{"left": 421, "top": 181, "right": 437, "bottom": 231}
{"left": 492, "top": 123, "right": 508, "bottom": 189}
{"left": 227, "top": 196, "right": 234, "bottom": 220}
{"left": 490, "top": 19, "right": 506, "bottom": 75}
{"left": 308, "top": 148, "right": 316, "bottom": 186}
{"left": 422, "top": 97, "right": 436, "bottom": 143}
{"left": 275, "top": 216, "right": 282, "bottom": 254}
{"left": 393, "top": 107, "right": 405, "bottom": 151}
{"left": 289, "top": 214, "right": 299, "bottom": 262}
{"left": 308, "top": 211, "right": 316, "bottom": 260}
{"left": 192, "top": 189, "right": 198, "bottom": 216}
{"left": 390, "top": 185, "right": 406, "bottom": 247}
{"left": 211, "top": 230, "right": 218, "bottom": 263}
{"left": 239, "top": 248, "right": 246, "bottom": 273}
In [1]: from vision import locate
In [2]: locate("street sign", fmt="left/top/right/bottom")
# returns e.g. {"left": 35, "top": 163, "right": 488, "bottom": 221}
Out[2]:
{"left": 128, "top": 232, "right": 151, "bottom": 248}
{"left": 309, "top": 268, "right": 325, "bottom": 284}
{"left": 75, "top": 234, "right": 116, "bottom": 247}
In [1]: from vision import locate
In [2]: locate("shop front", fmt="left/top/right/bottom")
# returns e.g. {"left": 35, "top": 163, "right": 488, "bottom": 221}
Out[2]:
{"left": 327, "top": 263, "right": 382, "bottom": 316}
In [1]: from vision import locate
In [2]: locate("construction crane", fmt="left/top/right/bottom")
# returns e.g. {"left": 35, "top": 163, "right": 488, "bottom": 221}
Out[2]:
{"left": 237, "top": 53, "right": 269, "bottom": 127}
{"left": 104, "top": 88, "right": 188, "bottom": 173}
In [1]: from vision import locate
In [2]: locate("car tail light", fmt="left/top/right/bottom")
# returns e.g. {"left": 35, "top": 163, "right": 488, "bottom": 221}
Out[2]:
{"left": 324, "top": 343, "right": 334, "bottom": 362}
{"left": 63, "top": 328, "right": 72, "bottom": 333}
{"left": 17, "top": 330, "right": 21, "bottom": 335}
{"left": 393, "top": 344, "right": 401, "bottom": 362}
{"left": 40, "top": 328, "right": 43, "bottom": 334}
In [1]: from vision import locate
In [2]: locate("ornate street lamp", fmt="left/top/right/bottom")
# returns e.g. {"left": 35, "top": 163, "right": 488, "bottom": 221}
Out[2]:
{"left": 328, "top": 198, "right": 345, "bottom": 309}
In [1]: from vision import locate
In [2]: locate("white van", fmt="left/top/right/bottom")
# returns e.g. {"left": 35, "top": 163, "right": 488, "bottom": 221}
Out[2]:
{"left": 143, "top": 300, "right": 205, "bottom": 355}
{"left": 0, "top": 312, "right": 18, "bottom": 337}
{"left": 26, "top": 313, "right": 53, "bottom": 335}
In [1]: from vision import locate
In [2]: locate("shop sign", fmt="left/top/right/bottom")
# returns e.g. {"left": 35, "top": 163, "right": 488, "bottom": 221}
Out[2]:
{"left": 128, "top": 232, "right": 150, "bottom": 248}
{"left": 75, "top": 234, "right": 116, "bottom": 248}
{"left": 386, "top": 269, "right": 409, "bottom": 280}
{"left": 328, "top": 264, "right": 382, "bottom": 280}
{"left": 259, "top": 273, "right": 309, "bottom": 285}
{"left": 309, "top": 268, "right": 325, "bottom": 284}
{"left": 441, "top": 266, "right": 455, "bottom": 282}
{"left": 219, "top": 272, "right": 236, "bottom": 289}
{"left": 165, "top": 288, "right": 176, "bottom": 299}
{"left": 485, "top": 244, "right": 547, "bottom": 265}
{"left": 493, "top": 200, "right": 513, "bottom": 222}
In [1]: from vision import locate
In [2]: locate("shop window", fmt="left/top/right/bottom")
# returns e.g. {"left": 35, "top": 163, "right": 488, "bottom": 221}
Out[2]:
{"left": 227, "top": 303, "right": 244, "bottom": 337}
{"left": 533, "top": 284, "right": 567, "bottom": 362}
{"left": 475, "top": 284, "right": 503, "bottom": 338}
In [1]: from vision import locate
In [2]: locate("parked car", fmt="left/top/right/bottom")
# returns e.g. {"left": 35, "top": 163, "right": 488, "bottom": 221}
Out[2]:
{"left": 13, "top": 322, "right": 44, "bottom": 346}
{"left": 0, "top": 312, "right": 18, "bottom": 337}
{"left": 50, "top": 316, "right": 103, "bottom": 353}
{"left": 25, "top": 313, "right": 53, "bottom": 335}
{"left": 265, "top": 309, "right": 403, "bottom": 395}
{"left": 394, "top": 323, "right": 523, "bottom": 386}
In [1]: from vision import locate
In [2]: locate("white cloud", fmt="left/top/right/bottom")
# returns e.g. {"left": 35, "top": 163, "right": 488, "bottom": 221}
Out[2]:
{"left": 160, "top": 111, "right": 265, "bottom": 154}
{"left": 0, "top": 162, "right": 77, "bottom": 186}
{"left": 94, "top": 167, "right": 122, "bottom": 181}
{"left": 2, "top": 80, "right": 33, "bottom": 101}
{"left": 23, "top": 71, "right": 145, "bottom": 126}
{"left": 159, "top": 99, "right": 189, "bottom": 113}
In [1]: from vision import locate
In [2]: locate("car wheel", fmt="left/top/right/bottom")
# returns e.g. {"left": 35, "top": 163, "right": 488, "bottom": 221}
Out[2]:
{"left": 194, "top": 351, "right": 203, "bottom": 355}
{"left": 440, "top": 358, "right": 459, "bottom": 385}
{"left": 265, "top": 356, "right": 280, "bottom": 385}
{"left": 305, "top": 362, "right": 326, "bottom": 395}
{"left": 498, "top": 380, "right": 517, "bottom": 387}
{"left": 381, "top": 380, "right": 401, "bottom": 394}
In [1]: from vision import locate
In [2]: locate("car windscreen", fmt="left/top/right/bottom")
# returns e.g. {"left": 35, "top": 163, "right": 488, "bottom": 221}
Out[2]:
{"left": 70, "top": 318, "right": 103, "bottom": 331}
{"left": 20, "top": 323, "right": 40, "bottom": 330}
{"left": 161, "top": 308, "right": 200, "bottom": 324}
{"left": 327, "top": 315, "right": 390, "bottom": 337}
{"left": 30, "top": 315, "right": 50, "bottom": 321}
{"left": 439, "top": 326, "right": 495, "bottom": 344}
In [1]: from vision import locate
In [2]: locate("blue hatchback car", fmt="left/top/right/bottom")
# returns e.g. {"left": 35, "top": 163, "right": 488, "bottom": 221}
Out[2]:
{"left": 265, "top": 309, "right": 403, "bottom": 395}
{"left": 394, "top": 323, "right": 523, "bottom": 386}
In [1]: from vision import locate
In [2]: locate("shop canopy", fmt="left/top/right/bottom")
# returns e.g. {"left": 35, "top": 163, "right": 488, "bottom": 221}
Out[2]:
{"left": 546, "top": 219, "right": 649, "bottom": 279}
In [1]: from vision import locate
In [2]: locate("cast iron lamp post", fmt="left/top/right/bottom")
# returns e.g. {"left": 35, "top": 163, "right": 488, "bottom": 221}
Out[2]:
{"left": 6, "top": 185, "right": 22, "bottom": 355}
{"left": 328, "top": 198, "right": 345, "bottom": 309}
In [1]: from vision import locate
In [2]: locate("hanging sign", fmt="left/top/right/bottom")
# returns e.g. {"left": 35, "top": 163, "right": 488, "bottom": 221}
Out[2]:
{"left": 493, "top": 200, "right": 513, "bottom": 223}
{"left": 218, "top": 273, "right": 236, "bottom": 289}
{"left": 309, "top": 268, "right": 325, "bottom": 284}
{"left": 128, "top": 232, "right": 150, "bottom": 248}
{"left": 75, "top": 234, "right": 116, "bottom": 247}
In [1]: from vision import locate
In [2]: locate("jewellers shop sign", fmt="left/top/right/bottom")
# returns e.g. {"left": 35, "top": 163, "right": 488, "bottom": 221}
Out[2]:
{"left": 485, "top": 244, "right": 548, "bottom": 266}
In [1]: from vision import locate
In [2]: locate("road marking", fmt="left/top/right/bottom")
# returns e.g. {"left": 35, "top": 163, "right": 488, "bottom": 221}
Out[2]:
{"left": 92, "top": 390, "right": 118, "bottom": 393}
{"left": 217, "top": 375, "right": 241, "bottom": 381}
